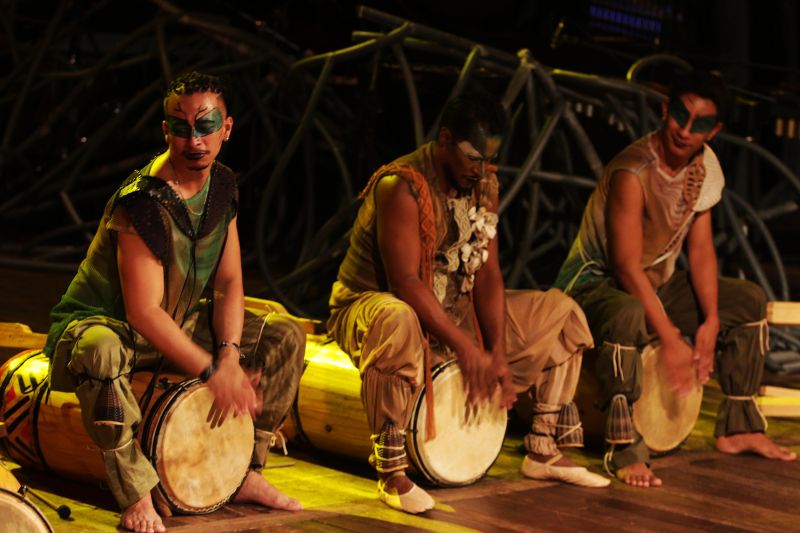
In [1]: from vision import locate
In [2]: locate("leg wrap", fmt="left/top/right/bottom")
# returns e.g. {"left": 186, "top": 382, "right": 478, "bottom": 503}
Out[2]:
{"left": 525, "top": 403, "right": 560, "bottom": 456}
{"left": 370, "top": 420, "right": 408, "bottom": 474}
{"left": 94, "top": 377, "right": 125, "bottom": 426}
{"left": 250, "top": 429, "right": 278, "bottom": 473}
{"left": 606, "top": 394, "right": 635, "bottom": 444}
{"left": 555, "top": 401, "right": 583, "bottom": 448}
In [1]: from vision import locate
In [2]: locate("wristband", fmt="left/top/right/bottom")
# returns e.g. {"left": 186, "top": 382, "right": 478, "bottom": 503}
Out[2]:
{"left": 218, "top": 340, "right": 244, "bottom": 359}
{"left": 199, "top": 361, "right": 216, "bottom": 382}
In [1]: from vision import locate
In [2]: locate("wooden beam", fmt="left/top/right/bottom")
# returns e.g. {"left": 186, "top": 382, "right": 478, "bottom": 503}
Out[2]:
{"left": 757, "top": 385, "right": 800, "bottom": 417}
{"left": 243, "top": 296, "right": 325, "bottom": 335}
{"left": 0, "top": 322, "right": 46, "bottom": 349}
{"left": 766, "top": 301, "right": 800, "bottom": 326}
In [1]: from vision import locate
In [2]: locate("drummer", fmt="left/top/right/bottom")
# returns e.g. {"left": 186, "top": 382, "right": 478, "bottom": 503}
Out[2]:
{"left": 327, "top": 91, "right": 609, "bottom": 515}
{"left": 553, "top": 69, "right": 796, "bottom": 488}
{"left": 43, "top": 71, "right": 305, "bottom": 532}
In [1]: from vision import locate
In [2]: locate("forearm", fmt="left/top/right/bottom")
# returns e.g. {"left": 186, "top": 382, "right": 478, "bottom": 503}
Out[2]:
{"left": 473, "top": 268, "right": 506, "bottom": 358}
{"left": 127, "top": 306, "right": 212, "bottom": 376}
{"left": 212, "top": 280, "right": 245, "bottom": 348}
{"left": 688, "top": 245, "right": 719, "bottom": 322}
{"left": 616, "top": 266, "right": 681, "bottom": 343}
{"left": 392, "top": 277, "right": 476, "bottom": 355}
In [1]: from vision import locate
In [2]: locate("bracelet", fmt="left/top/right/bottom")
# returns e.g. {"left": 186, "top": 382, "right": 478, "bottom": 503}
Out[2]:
{"left": 199, "top": 361, "right": 216, "bottom": 382}
{"left": 218, "top": 340, "right": 243, "bottom": 359}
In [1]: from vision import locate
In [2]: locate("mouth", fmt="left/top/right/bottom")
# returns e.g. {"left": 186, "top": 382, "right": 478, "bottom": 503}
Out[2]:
{"left": 184, "top": 151, "right": 208, "bottom": 161}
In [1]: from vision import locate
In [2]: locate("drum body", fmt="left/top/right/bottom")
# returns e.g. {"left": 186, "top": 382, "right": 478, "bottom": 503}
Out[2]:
{"left": 0, "top": 351, "right": 253, "bottom": 514}
{"left": 574, "top": 344, "right": 703, "bottom": 454}
{"left": 0, "top": 463, "right": 53, "bottom": 533}
{"left": 288, "top": 339, "right": 507, "bottom": 486}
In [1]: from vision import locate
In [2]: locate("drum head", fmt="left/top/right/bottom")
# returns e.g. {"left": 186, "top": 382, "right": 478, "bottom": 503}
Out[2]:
{"left": 0, "top": 489, "right": 53, "bottom": 533}
{"left": 408, "top": 360, "right": 507, "bottom": 486}
{"left": 633, "top": 344, "right": 703, "bottom": 454}
{"left": 155, "top": 384, "right": 254, "bottom": 512}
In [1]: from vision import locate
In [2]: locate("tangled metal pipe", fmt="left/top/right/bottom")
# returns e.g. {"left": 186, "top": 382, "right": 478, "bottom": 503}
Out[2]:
{"left": 2, "top": 4, "right": 800, "bottom": 361}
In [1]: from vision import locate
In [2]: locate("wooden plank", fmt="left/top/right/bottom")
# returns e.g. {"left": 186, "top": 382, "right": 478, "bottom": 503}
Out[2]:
{"left": 0, "top": 322, "right": 46, "bottom": 349}
{"left": 766, "top": 301, "right": 800, "bottom": 326}
{"left": 757, "top": 385, "right": 800, "bottom": 417}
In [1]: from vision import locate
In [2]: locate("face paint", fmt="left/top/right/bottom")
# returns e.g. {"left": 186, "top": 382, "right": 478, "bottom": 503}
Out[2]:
{"left": 166, "top": 108, "right": 224, "bottom": 138}
{"left": 668, "top": 99, "right": 717, "bottom": 134}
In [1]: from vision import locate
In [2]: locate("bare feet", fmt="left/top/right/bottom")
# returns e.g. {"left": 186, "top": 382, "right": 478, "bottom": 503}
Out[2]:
{"left": 717, "top": 433, "right": 797, "bottom": 461}
{"left": 233, "top": 470, "right": 303, "bottom": 511}
{"left": 121, "top": 493, "right": 165, "bottom": 533}
{"left": 617, "top": 463, "right": 662, "bottom": 488}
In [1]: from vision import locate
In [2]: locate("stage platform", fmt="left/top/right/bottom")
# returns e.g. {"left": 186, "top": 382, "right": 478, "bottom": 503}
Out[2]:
{"left": 1, "top": 266, "right": 799, "bottom": 532}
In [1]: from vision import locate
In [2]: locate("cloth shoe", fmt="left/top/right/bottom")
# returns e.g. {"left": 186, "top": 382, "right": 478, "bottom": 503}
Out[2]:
{"left": 377, "top": 474, "right": 435, "bottom": 514}
{"left": 521, "top": 453, "right": 610, "bottom": 488}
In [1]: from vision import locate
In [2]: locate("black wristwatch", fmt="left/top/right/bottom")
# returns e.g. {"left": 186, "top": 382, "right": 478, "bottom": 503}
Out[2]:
{"left": 199, "top": 360, "right": 217, "bottom": 382}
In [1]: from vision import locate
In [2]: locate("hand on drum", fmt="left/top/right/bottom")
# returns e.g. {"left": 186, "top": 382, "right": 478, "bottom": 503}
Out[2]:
{"left": 458, "top": 345, "right": 497, "bottom": 408}
{"left": 206, "top": 356, "right": 257, "bottom": 427}
{"left": 693, "top": 318, "right": 719, "bottom": 385}
{"left": 662, "top": 336, "right": 697, "bottom": 397}
{"left": 495, "top": 358, "right": 517, "bottom": 410}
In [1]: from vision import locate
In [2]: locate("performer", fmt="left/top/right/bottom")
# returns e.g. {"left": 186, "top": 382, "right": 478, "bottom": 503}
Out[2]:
{"left": 44, "top": 71, "right": 305, "bottom": 532}
{"left": 328, "top": 92, "right": 609, "bottom": 515}
{"left": 554, "top": 69, "right": 796, "bottom": 488}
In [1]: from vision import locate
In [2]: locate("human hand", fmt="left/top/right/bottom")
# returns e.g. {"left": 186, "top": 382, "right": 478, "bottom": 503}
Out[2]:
{"left": 661, "top": 335, "right": 696, "bottom": 397}
{"left": 494, "top": 356, "right": 517, "bottom": 410}
{"left": 693, "top": 317, "right": 719, "bottom": 385}
{"left": 206, "top": 356, "right": 257, "bottom": 427}
{"left": 457, "top": 344, "right": 496, "bottom": 407}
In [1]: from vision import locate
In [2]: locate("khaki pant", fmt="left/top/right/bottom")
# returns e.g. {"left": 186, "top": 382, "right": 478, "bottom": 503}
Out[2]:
{"left": 328, "top": 284, "right": 594, "bottom": 456}
{"left": 571, "top": 272, "right": 768, "bottom": 469}
{"left": 48, "top": 300, "right": 305, "bottom": 509}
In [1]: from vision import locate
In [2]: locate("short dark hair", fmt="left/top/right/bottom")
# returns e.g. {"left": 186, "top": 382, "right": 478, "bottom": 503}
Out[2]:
{"left": 440, "top": 91, "right": 507, "bottom": 148}
{"left": 668, "top": 69, "right": 729, "bottom": 120}
{"left": 163, "top": 71, "right": 230, "bottom": 115}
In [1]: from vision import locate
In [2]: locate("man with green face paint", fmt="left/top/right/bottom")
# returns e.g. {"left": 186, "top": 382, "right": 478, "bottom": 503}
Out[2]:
{"left": 43, "top": 71, "right": 305, "bottom": 532}
{"left": 555, "top": 69, "right": 796, "bottom": 489}
{"left": 328, "top": 91, "right": 609, "bottom": 515}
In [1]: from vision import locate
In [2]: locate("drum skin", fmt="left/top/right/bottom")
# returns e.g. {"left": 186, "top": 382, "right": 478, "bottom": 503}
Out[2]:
{"left": 0, "top": 351, "right": 253, "bottom": 514}
{"left": 289, "top": 339, "right": 507, "bottom": 486}
{"left": 407, "top": 359, "right": 507, "bottom": 486}
{"left": 0, "top": 463, "right": 53, "bottom": 533}
{"left": 572, "top": 344, "right": 703, "bottom": 455}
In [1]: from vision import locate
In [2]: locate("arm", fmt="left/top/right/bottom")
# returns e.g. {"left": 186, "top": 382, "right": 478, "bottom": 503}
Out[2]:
{"left": 471, "top": 181, "right": 515, "bottom": 407}
{"left": 686, "top": 209, "right": 719, "bottom": 383}
{"left": 606, "top": 170, "right": 694, "bottom": 394}
{"left": 375, "top": 175, "right": 495, "bottom": 403}
{"left": 117, "top": 215, "right": 255, "bottom": 417}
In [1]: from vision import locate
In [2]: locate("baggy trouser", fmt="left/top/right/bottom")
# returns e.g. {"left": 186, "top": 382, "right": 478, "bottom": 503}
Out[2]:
{"left": 327, "top": 285, "right": 594, "bottom": 461}
{"left": 52, "top": 300, "right": 305, "bottom": 509}
{"left": 572, "top": 272, "right": 769, "bottom": 470}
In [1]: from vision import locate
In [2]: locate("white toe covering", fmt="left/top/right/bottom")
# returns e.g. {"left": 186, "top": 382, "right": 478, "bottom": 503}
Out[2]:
{"left": 521, "top": 455, "right": 610, "bottom": 488}
{"left": 378, "top": 480, "right": 436, "bottom": 514}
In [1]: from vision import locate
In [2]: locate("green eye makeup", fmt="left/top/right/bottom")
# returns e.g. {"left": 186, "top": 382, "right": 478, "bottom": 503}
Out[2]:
{"left": 166, "top": 108, "right": 224, "bottom": 138}
{"left": 668, "top": 100, "right": 717, "bottom": 134}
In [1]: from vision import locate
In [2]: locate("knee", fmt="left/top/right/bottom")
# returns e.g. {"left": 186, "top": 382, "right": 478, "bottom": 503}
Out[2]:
{"left": 604, "top": 297, "right": 646, "bottom": 342}
{"left": 70, "top": 325, "right": 128, "bottom": 379}
{"left": 372, "top": 299, "right": 423, "bottom": 342}
{"left": 265, "top": 315, "right": 307, "bottom": 364}
{"left": 737, "top": 280, "right": 768, "bottom": 321}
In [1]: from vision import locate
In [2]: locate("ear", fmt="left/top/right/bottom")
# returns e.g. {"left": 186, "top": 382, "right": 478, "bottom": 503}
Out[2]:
{"left": 706, "top": 121, "right": 723, "bottom": 141}
{"left": 224, "top": 115, "right": 233, "bottom": 140}
{"left": 162, "top": 120, "right": 169, "bottom": 140}
{"left": 661, "top": 98, "right": 669, "bottom": 123}
{"left": 438, "top": 126, "right": 452, "bottom": 146}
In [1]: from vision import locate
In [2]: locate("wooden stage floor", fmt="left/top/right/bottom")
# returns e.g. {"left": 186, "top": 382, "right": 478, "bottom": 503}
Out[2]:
{"left": 1, "top": 267, "right": 799, "bottom": 532}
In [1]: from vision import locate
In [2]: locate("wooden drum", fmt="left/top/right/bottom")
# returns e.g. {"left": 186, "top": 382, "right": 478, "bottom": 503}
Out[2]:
{"left": 0, "top": 350, "right": 253, "bottom": 514}
{"left": 0, "top": 463, "right": 53, "bottom": 533}
{"left": 575, "top": 344, "right": 703, "bottom": 454}
{"left": 286, "top": 338, "right": 507, "bottom": 486}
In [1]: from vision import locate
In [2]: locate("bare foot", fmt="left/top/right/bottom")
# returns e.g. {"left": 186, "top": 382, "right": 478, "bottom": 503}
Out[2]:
{"left": 617, "top": 463, "right": 662, "bottom": 488}
{"left": 717, "top": 433, "right": 797, "bottom": 461}
{"left": 527, "top": 452, "right": 575, "bottom": 467}
{"left": 378, "top": 471, "right": 414, "bottom": 495}
{"left": 120, "top": 493, "right": 165, "bottom": 533}
{"left": 233, "top": 471, "right": 303, "bottom": 511}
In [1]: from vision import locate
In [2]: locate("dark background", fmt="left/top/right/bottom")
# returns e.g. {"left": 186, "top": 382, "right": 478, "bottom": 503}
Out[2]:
{"left": 2, "top": 0, "right": 800, "bottom": 319}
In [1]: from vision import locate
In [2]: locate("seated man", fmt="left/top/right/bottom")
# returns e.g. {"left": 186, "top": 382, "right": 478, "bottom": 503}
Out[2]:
{"left": 554, "top": 69, "right": 796, "bottom": 488}
{"left": 44, "top": 71, "right": 305, "bottom": 532}
{"left": 328, "top": 91, "right": 609, "bottom": 515}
